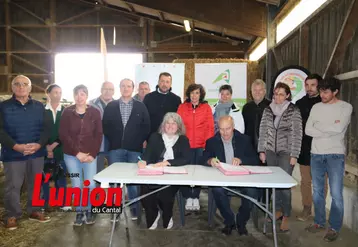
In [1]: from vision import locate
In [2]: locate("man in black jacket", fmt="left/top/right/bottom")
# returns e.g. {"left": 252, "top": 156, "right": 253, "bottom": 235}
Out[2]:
{"left": 295, "top": 73, "right": 327, "bottom": 221}
{"left": 143, "top": 72, "right": 181, "bottom": 135}
{"left": 202, "top": 116, "right": 259, "bottom": 236}
{"left": 102, "top": 78, "right": 150, "bottom": 220}
{"left": 242, "top": 79, "right": 271, "bottom": 151}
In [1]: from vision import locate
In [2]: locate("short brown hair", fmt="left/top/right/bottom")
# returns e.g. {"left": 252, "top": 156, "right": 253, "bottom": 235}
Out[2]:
{"left": 158, "top": 72, "right": 172, "bottom": 81}
{"left": 185, "top": 84, "right": 206, "bottom": 103}
{"left": 274, "top": 82, "right": 292, "bottom": 101}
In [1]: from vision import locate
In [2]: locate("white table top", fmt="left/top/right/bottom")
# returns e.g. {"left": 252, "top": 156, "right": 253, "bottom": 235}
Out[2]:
{"left": 93, "top": 163, "right": 297, "bottom": 189}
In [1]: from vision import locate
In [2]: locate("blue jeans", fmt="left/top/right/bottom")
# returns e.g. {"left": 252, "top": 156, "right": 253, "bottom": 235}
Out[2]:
{"left": 109, "top": 149, "right": 141, "bottom": 217}
{"left": 63, "top": 154, "right": 97, "bottom": 212}
{"left": 212, "top": 187, "right": 258, "bottom": 227}
{"left": 311, "top": 154, "right": 345, "bottom": 232}
{"left": 42, "top": 161, "right": 68, "bottom": 207}
{"left": 181, "top": 148, "right": 203, "bottom": 199}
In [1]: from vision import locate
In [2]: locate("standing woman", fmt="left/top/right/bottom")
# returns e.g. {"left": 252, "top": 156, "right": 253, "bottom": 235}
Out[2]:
{"left": 177, "top": 84, "right": 214, "bottom": 211}
{"left": 59, "top": 85, "right": 103, "bottom": 226}
{"left": 258, "top": 82, "right": 302, "bottom": 232}
{"left": 42, "top": 84, "right": 72, "bottom": 211}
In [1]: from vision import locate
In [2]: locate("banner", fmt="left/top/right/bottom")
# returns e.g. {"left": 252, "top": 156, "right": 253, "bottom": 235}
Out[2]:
{"left": 272, "top": 65, "right": 310, "bottom": 103}
{"left": 195, "top": 63, "right": 247, "bottom": 108}
{"left": 135, "top": 63, "right": 185, "bottom": 99}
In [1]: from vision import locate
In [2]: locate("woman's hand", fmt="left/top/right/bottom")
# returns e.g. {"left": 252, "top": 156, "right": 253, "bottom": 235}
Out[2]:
{"left": 76, "top": 152, "right": 89, "bottom": 162}
{"left": 138, "top": 160, "right": 147, "bottom": 169}
{"left": 259, "top": 153, "right": 266, "bottom": 163}
{"left": 154, "top": 161, "right": 170, "bottom": 167}
{"left": 83, "top": 155, "right": 94, "bottom": 163}
{"left": 47, "top": 151, "right": 54, "bottom": 158}
{"left": 290, "top": 157, "right": 297, "bottom": 166}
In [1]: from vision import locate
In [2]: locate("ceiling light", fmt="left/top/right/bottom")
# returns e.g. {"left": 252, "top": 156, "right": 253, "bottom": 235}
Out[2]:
{"left": 183, "top": 20, "right": 191, "bottom": 32}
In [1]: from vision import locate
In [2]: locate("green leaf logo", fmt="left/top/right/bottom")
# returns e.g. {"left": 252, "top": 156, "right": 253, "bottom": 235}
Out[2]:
{"left": 213, "top": 69, "right": 230, "bottom": 84}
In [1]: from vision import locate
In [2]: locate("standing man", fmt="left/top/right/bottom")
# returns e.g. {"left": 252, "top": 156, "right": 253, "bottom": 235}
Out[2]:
{"left": 0, "top": 75, "right": 52, "bottom": 230}
{"left": 242, "top": 79, "right": 271, "bottom": 152}
{"left": 103, "top": 78, "right": 150, "bottom": 220}
{"left": 212, "top": 85, "right": 245, "bottom": 133}
{"left": 89, "top": 81, "right": 115, "bottom": 174}
{"left": 296, "top": 74, "right": 327, "bottom": 222}
{"left": 133, "top": 81, "right": 151, "bottom": 102}
{"left": 143, "top": 72, "right": 181, "bottom": 135}
{"left": 305, "top": 77, "right": 352, "bottom": 242}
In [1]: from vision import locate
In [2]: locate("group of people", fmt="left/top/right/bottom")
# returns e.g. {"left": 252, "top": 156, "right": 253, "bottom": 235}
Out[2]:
{"left": 0, "top": 71, "right": 352, "bottom": 243}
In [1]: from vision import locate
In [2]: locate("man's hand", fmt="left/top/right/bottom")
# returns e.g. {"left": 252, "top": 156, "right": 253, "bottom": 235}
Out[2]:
{"left": 154, "top": 161, "right": 170, "bottom": 167}
{"left": 232, "top": 157, "right": 242, "bottom": 166}
{"left": 24, "top": 143, "right": 41, "bottom": 155}
{"left": 13, "top": 144, "right": 26, "bottom": 154}
{"left": 138, "top": 160, "right": 147, "bottom": 169}
{"left": 143, "top": 141, "right": 147, "bottom": 149}
{"left": 210, "top": 158, "right": 220, "bottom": 167}
{"left": 290, "top": 157, "right": 297, "bottom": 166}
{"left": 259, "top": 153, "right": 266, "bottom": 163}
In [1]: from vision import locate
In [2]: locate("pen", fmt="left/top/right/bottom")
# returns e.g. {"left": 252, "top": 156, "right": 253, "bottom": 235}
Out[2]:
{"left": 215, "top": 156, "right": 220, "bottom": 162}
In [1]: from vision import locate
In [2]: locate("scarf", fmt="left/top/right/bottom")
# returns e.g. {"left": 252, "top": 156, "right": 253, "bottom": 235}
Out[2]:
{"left": 214, "top": 101, "right": 234, "bottom": 131}
{"left": 270, "top": 100, "right": 290, "bottom": 129}
{"left": 162, "top": 133, "right": 179, "bottom": 161}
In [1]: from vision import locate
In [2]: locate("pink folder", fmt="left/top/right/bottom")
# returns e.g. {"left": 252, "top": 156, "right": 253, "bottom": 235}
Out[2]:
{"left": 137, "top": 166, "right": 188, "bottom": 176}
{"left": 217, "top": 163, "right": 272, "bottom": 176}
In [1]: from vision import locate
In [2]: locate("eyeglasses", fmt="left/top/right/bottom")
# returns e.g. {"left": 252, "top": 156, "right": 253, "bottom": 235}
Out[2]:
{"left": 13, "top": 82, "right": 30, "bottom": 88}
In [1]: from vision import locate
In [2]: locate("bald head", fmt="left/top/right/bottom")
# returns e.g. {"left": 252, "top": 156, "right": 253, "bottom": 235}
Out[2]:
{"left": 218, "top": 116, "right": 235, "bottom": 141}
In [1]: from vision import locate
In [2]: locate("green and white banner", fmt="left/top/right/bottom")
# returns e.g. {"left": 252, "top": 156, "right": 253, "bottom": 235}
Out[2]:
{"left": 195, "top": 63, "right": 247, "bottom": 108}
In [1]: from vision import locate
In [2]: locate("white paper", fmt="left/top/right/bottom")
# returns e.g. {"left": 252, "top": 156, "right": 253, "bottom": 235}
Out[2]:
{"left": 242, "top": 166, "right": 272, "bottom": 174}
{"left": 163, "top": 167, "right": 187, "bottom": 174}
{"left": 219, "top": 162, "right": 248, "bottom": 172}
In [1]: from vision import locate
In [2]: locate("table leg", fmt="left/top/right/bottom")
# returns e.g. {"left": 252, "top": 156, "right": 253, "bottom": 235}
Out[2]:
{"left": 122, "top": 184, "right": 130, "bottom": 239}
{"left": 272, "top": 188, "right": 278, "bottom": 247}
{"left": 263, "top": 188, "right": 269, "bottom": 234}
{"left": 109, "top": 183, "right": 118, "bottom": 247}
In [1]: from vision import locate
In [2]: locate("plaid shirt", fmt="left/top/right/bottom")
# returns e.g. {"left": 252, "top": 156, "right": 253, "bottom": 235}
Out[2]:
{"left": 119, "top": 98, "right": 133, "bottom": 128}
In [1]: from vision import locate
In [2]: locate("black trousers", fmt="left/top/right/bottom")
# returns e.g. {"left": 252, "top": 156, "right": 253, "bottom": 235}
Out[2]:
{"left": 141, "top": 185, "right": 179, "bottom": 228}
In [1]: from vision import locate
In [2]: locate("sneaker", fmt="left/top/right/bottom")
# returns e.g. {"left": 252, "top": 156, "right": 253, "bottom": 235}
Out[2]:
{"left": 60, "top": 206, "right": 73, "bottom": 212}
{"left": 324, "top": 228, "right": 339, "bottom": 242}
{"left": 85, "top": 211, "right": 96, "bottom": 225}
{"left": 166, "top": 217, "right": 173, "bottom": 229}
{"left": 5, "top": 217, "right": 18, "bottom": 230}
{"left": 74, "top": 213, "right": 85, "bottom": 226}
{"left": 131, "top": 217, "right": 138, "bottom": 221}
{"left": 149, "top": 212, "right": 160, "bottom": 230}
{"left": 29, "top": 211, "right": 51, "bottom": 223}
{"left": 192, "top": 198, "right": 200, "bottom": 211}
{"left": 221, "top": 224, "right": 235, "bottom": 236}
{"left": 185, "top": 198, "right": 193, "bottom": 211}
{"left": 305, "top": 223, "right": 326, "bottom": 233}
{"left": 297, "top": 206, "right": 311, "bottom": 221}
{"left": 110, "top": 214, "right": 120, "bottom": 223}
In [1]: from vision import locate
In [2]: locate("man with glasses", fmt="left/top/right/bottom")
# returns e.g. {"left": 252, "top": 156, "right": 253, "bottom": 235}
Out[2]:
{"left": 0, "top": 75, "right": 52, "bottom": 230}
{"left": 89, "top": 81, "right": 115, "bottom": 174}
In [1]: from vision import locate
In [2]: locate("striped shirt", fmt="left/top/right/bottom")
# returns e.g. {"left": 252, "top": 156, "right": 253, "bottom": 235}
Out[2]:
{"left": 119, "top": 98, "right": 133, "bottom": 128}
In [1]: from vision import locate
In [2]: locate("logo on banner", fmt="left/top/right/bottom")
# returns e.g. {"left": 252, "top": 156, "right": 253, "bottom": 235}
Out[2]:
{"left": 213, "top": 69, "right": 230, "bottom": 84}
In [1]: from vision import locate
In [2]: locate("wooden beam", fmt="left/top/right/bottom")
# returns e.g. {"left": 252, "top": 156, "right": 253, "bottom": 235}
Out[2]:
{"left": 123, "top": 0, "right": 267, "bottom": 37}
{"left": 335, "top": 70, "right": 358, "bottom": 81}
{"left": 246, "top": 37, "right": 265, "bottom": 55}
{"left": 11, "top": 28, "right": 50, "bottom": 51}
{"left": 5, "top": 0, "right": 11, "bottom": 92}
{"left": 10, "top": 1, "right": 45, "bottom": 24}
{"left": 57, "top": 8, "right": 97, "bottom": 25}
{"left": 158, "top": 11, "right": 165, "bottom": 21}
{"left": 155, "top": 33, "right": 191, "bottom": 45}
{"left": 272, "top": 47, "right": 284, "bottom": 70}
{"left": 149, "top": 43, "right": 245, "bottom": 53}
{"left": 11, "top": 54, "right": 50, "bottom": 74}
{"left": 324, "top": 0, "right": 358, "bottom": 78}
{"left": 299, "top": 24, "right": 309, "bottom": 68}
{"left": 125, "top": 2, "right": 135, "bottom": 12}
{"left": 50, "top": 0, "right": 56, "bottom": 84}
{"left": 255, "top": 0, "right": 280, "bottom": 6}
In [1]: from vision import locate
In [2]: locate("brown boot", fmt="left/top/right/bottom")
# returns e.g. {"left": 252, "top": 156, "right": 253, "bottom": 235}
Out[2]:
{"left": 5, "top": 217, "right": 18, "bottom": 230}
{"left": 29, "top": 211, "right": 51, "bottom": 223}
{"left": 280, "top": 216, "right": 289, "bottom": 232}
{"left": 297, "top": 206, "right": 311, "bottom": 221}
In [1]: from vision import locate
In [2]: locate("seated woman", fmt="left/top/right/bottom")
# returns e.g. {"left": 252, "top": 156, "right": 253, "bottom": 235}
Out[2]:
{"left": 138, "top": 112, "right": 191, "bottom": 230}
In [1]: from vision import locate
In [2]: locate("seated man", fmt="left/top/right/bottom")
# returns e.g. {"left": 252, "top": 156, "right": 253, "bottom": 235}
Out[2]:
{"left": 202, "top": 116, "right": 260, "bottom": 236}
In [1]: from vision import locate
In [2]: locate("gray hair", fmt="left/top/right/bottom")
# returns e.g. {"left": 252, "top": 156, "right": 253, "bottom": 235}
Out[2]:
{"left": 73, "top": 84, "right": 88, "bottom": 96}
{"left": 11, "top": 75, "right": 31, "bottom": 85}
{"left": 120, "top": 78, "right": 134, "bottom": 88}
{"left": 159, "top": 112, "right": 186, "bottom": 136}
{"left": 138, "top": 81, "right": 149, "bottom": 87}
{"left": 251, "top": 79, "right": 266, "bottom": 90}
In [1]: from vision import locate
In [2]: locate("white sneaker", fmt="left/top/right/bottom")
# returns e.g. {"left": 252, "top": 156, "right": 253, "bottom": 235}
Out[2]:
{"left": 149, "top": 212, "right": 160, "bottom": 230}
{"left": 60, "top": 206, "right": 72, "bottom": 212}
{"left": 131, "top": 217, "right": 138, "bottom": 221}
{"left": 185, "top": 198, "right": 193, "bottom": 210}
{"left": 193, "top": 198, "right": 200, "bottom": 211}
{"left": 166, "top": 217, "right": 173, "bottom": 229}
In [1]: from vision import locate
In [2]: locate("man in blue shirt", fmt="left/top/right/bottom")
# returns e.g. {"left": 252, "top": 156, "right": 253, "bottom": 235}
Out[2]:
{"left": 0, "top": 75, "right": 52, "bottom": 230}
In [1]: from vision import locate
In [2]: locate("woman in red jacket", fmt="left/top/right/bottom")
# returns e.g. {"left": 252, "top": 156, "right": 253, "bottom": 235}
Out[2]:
{"left": 177, "top": 83, "right": 214, "bottom": 211}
